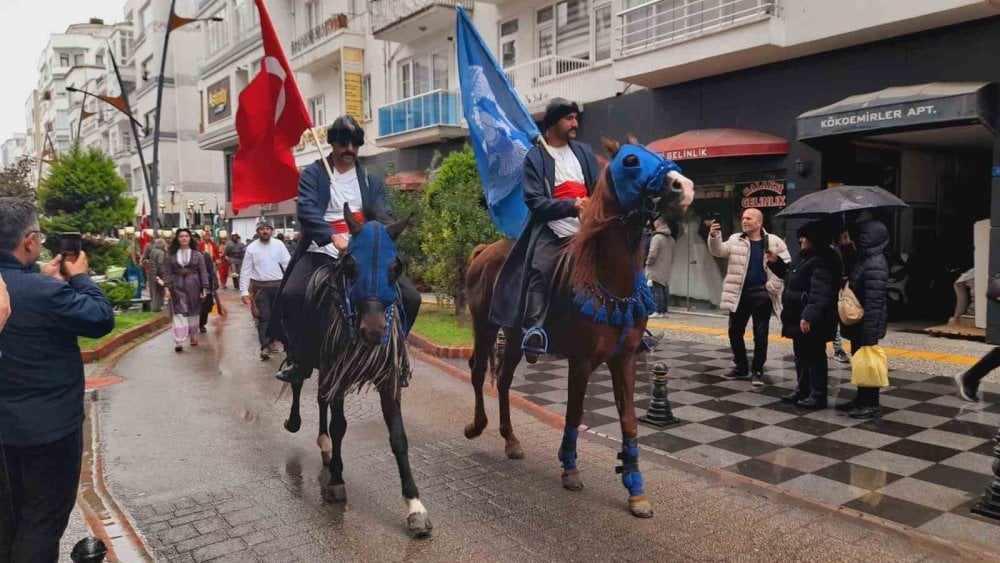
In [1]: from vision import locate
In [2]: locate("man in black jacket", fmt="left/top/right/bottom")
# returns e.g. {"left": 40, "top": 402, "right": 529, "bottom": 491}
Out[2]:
{"left": 0, "top": 198, "right": 115, "bottom": 561}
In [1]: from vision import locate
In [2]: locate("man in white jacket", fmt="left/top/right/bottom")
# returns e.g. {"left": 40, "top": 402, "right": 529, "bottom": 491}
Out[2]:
{"left": 708, "top": 208, "right": 790, "bottom": 386}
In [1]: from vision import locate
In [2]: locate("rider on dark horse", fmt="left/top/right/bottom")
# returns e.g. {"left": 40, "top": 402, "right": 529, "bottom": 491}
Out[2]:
{"left": 271, "top": 115, "right": 421, "bottom": 384}
{"left": 491, "top": 98, "right": 601, "bottom": 363}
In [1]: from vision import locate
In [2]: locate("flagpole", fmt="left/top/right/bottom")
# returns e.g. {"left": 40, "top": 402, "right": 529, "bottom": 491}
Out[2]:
{"left": 108, "top": 47, "right": 156, "bottom": 229}
{"left": 308, "top": 129, "right": 335, "bottom": 182}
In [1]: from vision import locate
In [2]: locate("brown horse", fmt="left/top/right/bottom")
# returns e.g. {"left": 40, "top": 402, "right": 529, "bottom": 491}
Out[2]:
{"left": 464, "top": 138, "right": 693, "bottom": 517}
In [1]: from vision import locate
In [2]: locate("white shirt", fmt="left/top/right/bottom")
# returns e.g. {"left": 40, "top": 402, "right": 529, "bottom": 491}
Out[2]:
{"left": 308, "top": 166, "right": 364, "bottom": 259}
{"left": 546, "top": 143, "right": 585, "bottom": 238}
{"left": 240, "top": 239, "right": 291, "bottom": 296}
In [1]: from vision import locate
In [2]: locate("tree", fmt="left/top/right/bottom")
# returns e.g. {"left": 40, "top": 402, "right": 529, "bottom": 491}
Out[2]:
{"left": 419, "top": 146, "right": 502, "bottom": 318}
{"left": 0, "top": 157, "right": 36, "bottom": 200}
{"left": 37, "top": 145, "right": 135, "bottom": 274}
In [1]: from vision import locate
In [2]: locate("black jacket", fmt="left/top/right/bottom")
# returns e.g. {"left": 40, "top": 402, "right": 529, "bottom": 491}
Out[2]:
{"left": 296, "top": 159, "right": 393, "bottom": 248}
{"left": 840, "top": 221, "right": 889, "bottom": 346}
{"left": 490, "top": 140, "right": 601, "bottom": 328}
{"left": 0, "top": 251, "right": 114, "bottom": 445}
{"left": 776, "top": 246, "right": 840, "bottom": 341}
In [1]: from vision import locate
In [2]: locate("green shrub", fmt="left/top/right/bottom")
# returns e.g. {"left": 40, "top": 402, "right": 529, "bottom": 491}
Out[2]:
{"left": 98, "top": 281, "right": 135, "bottom": 306}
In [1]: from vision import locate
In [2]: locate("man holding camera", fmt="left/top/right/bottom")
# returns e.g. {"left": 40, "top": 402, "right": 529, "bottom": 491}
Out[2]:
{"left": 0, "top": 198, "right": 115, "bottom": 561}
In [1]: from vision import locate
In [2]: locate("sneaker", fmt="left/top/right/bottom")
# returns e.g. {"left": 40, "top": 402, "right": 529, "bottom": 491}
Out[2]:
{"left": 848, "top": 405, "right": 881, "bottom": 420}
{"left": 954, "top": 371, "right": 980, "bottom": 402}
{"left": 722, "top": 369, "right": 750, "bottom": 380}
{"left": 834, "top": 349, "right": 850, "bottom": 364}
{"left": 750, "top": 371, "right": 765, "bottom": 387}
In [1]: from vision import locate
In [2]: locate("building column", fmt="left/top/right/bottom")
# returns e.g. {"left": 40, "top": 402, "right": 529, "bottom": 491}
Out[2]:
{"left": 986, "top": 137, "right": 1000, "bottom": 344}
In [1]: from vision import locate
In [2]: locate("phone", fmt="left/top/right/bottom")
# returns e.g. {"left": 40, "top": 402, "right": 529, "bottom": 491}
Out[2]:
{"left": 59, "top": 232, "right": 82, "bottom": 257}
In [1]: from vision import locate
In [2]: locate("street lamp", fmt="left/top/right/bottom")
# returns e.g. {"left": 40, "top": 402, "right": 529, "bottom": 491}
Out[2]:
{"left": 198, "top": 199, "right": 205, "bottom": 227}
{"left": 186, "top": 199, "right": 195, "bottom": 227}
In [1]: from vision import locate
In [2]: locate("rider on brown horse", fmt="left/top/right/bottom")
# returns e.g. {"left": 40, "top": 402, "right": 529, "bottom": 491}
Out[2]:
{"left": 490, "top": 98, "right": 601, "bottom": 363}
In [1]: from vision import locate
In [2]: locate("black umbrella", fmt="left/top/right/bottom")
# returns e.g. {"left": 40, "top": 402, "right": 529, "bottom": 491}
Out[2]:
{"left": 776, "top": 185, "right": 907, "bottom": 218}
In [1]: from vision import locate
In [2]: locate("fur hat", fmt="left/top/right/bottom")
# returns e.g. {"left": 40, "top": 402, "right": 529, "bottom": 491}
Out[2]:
{"left": 542, "top": 98, "right": 581, "bottom": 131}
{"left": 327, "top": 115, "right": 365, "bottom": 147}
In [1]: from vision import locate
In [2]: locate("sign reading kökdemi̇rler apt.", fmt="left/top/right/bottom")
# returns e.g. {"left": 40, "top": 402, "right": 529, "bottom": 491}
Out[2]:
{"left": 797, "top": 91, "right": 989, "bottom": 139}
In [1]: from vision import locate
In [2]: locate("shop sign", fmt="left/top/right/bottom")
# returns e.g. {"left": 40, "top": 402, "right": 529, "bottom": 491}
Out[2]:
{"left": 341, "top": 47, "right": 364, "bottom": 125}
{"left": 663, "top": 147, "right": 710, "bottom": 160}
{"left": 798, "top": 90, "right": 987, "bottom": 139}
{"left": 739, "top": 180, "right": 786, "bottom": 208}
{"left": 207, "top": 77, "right": 231, "bottom": 124}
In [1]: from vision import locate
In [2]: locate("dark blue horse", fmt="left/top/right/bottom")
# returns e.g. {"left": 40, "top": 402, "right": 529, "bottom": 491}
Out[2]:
{"left": 284, "top": 204, "right": 430, "bottom": 538}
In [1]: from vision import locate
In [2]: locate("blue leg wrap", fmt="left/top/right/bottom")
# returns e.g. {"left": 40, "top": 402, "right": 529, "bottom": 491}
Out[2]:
{"left": 616, "top": 438, "right": 645, "bottom": 497}
{"left": 558, "top": 426, "right": 579, "bottom": 472}
{"left": 522, "top": 327, "right": 549, "bottom": 354}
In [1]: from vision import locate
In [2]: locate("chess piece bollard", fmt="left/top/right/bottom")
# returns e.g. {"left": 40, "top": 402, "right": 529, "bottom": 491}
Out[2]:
{"left": 972, "top": 426, "right": 1000, "bottom": 520}
{"left": 639, "top": 362, "right": 680, "bottom": 427}
{"left": 71, "top": 537, "right": 107, "bottom": 562}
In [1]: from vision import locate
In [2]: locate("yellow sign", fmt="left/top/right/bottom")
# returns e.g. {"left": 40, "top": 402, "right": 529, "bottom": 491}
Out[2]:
{"left": 341, "top": 47, "right": 364, "bottom": 125}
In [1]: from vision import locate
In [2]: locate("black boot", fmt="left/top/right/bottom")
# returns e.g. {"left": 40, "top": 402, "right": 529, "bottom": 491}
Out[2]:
{"left": 521, "top": 291, "right": 549, "bottom": 363}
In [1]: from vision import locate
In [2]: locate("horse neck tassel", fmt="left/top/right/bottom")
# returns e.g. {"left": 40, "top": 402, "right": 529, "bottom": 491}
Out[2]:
{"left": 571, "top": 271, "right": 651, "bottom": 331}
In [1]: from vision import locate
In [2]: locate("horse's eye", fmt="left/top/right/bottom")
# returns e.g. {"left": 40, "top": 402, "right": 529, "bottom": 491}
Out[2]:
{"left": 624, "top": 155, "right": 640, "bottom": 167}
{"left": 387, "top": 258, "right": 404, "bottom": 283}
{"left": 342, "top": 255, "right": 358, "bottom": 278}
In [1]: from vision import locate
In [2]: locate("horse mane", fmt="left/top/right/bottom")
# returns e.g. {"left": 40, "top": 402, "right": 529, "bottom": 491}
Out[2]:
{"left": 568, "top": 166, "right": 621, "bottom": 291}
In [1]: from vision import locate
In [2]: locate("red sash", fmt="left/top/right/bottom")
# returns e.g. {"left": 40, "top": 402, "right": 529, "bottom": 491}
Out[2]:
{"left": 554, "top": 180, "right": 587, "bottom": 200}
{"left": 330, "top": 211, "right": 366, "bottom": 234}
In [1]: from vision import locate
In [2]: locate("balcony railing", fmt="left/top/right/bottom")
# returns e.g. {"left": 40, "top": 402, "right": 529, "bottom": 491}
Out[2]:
{"left": 291, "top": 12, "right": 369, "bottom": 55}
{"left": 371, "top": 0, "right": 474, "bottom": 34}
{"left": 378, "top": 90, "right": 462, "bottom": 137}
{"left": 504, "top": 55, "right": 593, "bottom": 111}
{"left": 617, "top": 0, "right": 776, "bottom": 57}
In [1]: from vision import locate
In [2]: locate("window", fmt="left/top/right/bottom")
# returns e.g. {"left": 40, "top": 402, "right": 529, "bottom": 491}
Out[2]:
{"left": 119, "top": 31, "right": 133, "bottom": 60}
{"left": 140, "top": 3, "right": 152, "bottom": 33}
{"left": 398, "top": 52, "right": 449, "bottom": 99}
{"left": 537, "top": 7, "right": 555, "bottom": 58}
{"left": 594, "top": 2, "right": 612, "bottom": 61}
{"left": 555, "top": 0, "right": 590, "bottom": 60}
{"left": 236, "top": 0, "right": 258, "bottom": 33}
{"left": 536, "top": 2, "right": 614, "bottom": 64}
{"left": 308, "top": 95, "right": 326, "bottom": 127}
{"left": 74, "top": 54, "right": 84, "bottom": 66}
{"left": 96, "top": 53, "right": 104, "bottom": 67}
{"left": 305, "top": 0, "right": 322, "bottom": 30}
{"left": 122, "top": 129, "right": 132, "bottom": 150}
{"left": 362, "top": 74, "right": 372, "bottom": 121}
{"left": 499, "top": 19, "right": 518, "bottom": 68}
{"left": 59, "top": 54, "right": 70, "bottom": 67}
{"left": 206, "top": 10, "right": 229, "bottom": 54}
{"left": 250, "top": 58, "right": 261, "bottom": 76}
{"left": 144, "top": 110, "right": 155, "bottom": 133}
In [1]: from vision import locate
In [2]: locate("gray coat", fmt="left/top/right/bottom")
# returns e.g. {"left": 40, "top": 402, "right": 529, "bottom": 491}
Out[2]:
{"left": 645, "top": 227, "right": 675, "bottom": 285}
{"left": 147, "top": 247, "right": 169, "bottom": 281}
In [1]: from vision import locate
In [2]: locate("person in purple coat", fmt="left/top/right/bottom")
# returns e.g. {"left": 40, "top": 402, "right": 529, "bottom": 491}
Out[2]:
{"left": 164, "top": 228, "right": 209, "bottom": 352}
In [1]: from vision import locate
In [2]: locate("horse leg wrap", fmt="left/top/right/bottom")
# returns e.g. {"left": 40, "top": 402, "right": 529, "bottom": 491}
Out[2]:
{"left": 615, "top": 438, "right": 645, "bottom": 497}
{"left": 557, "top": 426, "right": 579, "bottom": 472}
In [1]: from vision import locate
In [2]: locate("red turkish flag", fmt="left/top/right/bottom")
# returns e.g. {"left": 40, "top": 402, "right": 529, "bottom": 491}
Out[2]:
{"left": 232, "top": 0, "right": 312, "bottom": 212}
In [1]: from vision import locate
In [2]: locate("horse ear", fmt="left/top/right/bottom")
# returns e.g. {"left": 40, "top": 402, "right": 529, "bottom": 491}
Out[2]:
{"left": 601, "top": 137, "right": 620, "bottom": 158}
{"left": 626, "top": 132, "right": 639, "bottom": 145}
{"left": 343, "top": 203, "right": 363, "bottom": 236}
{"left": 385, "top": 213, "right": 413, "bottom": 241}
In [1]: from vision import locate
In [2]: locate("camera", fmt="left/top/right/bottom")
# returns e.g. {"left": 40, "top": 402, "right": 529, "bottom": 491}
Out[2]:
{"left": 58, "top": 232, "right": 82, "bottom": 257}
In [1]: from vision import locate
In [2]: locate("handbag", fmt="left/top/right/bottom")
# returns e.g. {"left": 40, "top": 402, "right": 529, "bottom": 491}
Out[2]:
{"left": 850, "top": 345, "right": 889, "bottom": 388}
{"left": 838, "top": 281, "right": 864, "bottom": 325}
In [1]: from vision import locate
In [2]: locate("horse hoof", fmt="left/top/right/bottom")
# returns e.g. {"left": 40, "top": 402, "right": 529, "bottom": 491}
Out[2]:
{"left": 464, "top": 421, "right": 486, "bottom": 440}
{"left": 629, "top": 496, "right": 653, "bottom": 519}
{"left": 284, "top": 417, "right": 301, "bottom": 433}
{"left": 505, "top": 441, "right": 524, "bottom": 460}
{"left": 406, "top": 511, "right": 433, "bottom": 539}
{"left": 324, "top": 483, "right": 347, "bottom": 503}
{"left": 561, "top": 470, "right": 583, "bottom": 491}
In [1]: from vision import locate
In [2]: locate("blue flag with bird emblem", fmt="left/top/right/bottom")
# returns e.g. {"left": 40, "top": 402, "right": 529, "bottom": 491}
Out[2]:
{"left": 456, "top": 6, "right": 539, "bottom": 239}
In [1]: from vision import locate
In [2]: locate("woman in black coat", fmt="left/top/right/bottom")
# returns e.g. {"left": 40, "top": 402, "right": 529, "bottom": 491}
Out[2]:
{"left": 836, "top": 220, "right": 890, "bottom": 419}
{"left": 775, "top": 221, "right": 840, "bottom": 409}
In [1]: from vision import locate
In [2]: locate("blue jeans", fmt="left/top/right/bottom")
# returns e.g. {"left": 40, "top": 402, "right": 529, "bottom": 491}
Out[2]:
{"left": 651, "top": 282, "right": 669, "bottom": 314}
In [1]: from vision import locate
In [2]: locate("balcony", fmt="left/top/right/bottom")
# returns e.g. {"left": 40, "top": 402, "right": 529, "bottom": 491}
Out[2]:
{"left": 504, "top": 56, "right": 597, "bottom": 117}
{"left": 289, "top": 13, "right": 368, "bottom": 74}
{"left": 372, "top": 0, "right": 474, "bottom": 44}
{"left": 613, "top": 0, "right": 779, "bottom": 88}
{"left": 376, "top": 90, "right": 466, "bottom": 149}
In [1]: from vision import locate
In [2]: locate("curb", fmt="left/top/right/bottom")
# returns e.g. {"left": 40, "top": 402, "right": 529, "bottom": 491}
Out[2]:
{"left": 411, "top": 347, "right": 1000, "bottom": 561}
{"left": 81, "top": 314, "right": 170, "bottom": 363}
{"left": 407, "top": 331, "right": 474, "bottom": 360}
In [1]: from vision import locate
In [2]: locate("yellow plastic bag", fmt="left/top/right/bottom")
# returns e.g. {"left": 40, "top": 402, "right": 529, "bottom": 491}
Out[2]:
{"left": 850, "top": 345, "right": 889, "bottom": 388}
{"left": 211, "top": 302, "right": 219, "bottom": 316}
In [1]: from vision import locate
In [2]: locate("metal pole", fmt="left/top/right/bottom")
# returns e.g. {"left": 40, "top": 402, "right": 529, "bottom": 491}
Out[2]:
{"left": 150, "top": 0, "right": 179, "bottom": 235}
{"left": 108, "top": 48, "right": 155, "bottom": 229}
{"left": 75, "top": 98, "right": 85, "bottom": 146}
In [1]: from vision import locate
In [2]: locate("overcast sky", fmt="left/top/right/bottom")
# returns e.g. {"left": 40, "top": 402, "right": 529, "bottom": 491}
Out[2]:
{"left": 0, "top": 0, "right": 127, "bottom": 143}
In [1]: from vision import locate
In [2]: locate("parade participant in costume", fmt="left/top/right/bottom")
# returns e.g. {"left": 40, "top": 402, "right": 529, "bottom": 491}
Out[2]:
{"left": 217, "top": 231, "right": 230, "bottom": 288}
{"left": 271, "top": 115, "right": 421, "bottom": 383}
{"left": 224, "top": 234, "right": 245, "bottom": 289}
{"left": 490, "top": 98, "right": 598, "bottom": 362}
{"left": 199, "top": 226, "right": 221, "bottom": 286}
{"left": 240, "top": 221, "right": 290, "bottom": 360}
{"left": 192, "top": 233, "right": 220, "bottom": 334}
{"left": 164, "top": 229, "right": 209, "bottom": 352}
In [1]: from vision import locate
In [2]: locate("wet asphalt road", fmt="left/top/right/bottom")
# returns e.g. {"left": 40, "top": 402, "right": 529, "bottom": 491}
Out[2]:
{"left": 97, "top": 292, "right": 952, "bottom": 562}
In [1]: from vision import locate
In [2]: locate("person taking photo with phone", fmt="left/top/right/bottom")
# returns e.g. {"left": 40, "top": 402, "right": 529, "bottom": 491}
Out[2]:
{"left": 0, "top": 197, "right": 115, "bottom": 561}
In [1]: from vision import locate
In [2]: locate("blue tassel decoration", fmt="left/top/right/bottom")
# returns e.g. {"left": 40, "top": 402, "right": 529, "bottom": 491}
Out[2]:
{"left": 612, "top": 307, "right": 623, "bottom": 326}
{"left": 573, "top": 292, "right": 587, "bottom": 307}
{"left": 624, "top": 307, "right": 634, "bottom": 329}
{"left": 595, "top": 304, "right": 609, "bottom": 324}
{"left": 581, "top": 297, "right": 597, "bottom": 318}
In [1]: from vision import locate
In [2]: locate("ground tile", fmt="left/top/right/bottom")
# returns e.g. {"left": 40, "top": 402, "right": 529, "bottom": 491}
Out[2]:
{"left": 907, "top": 428, "right": 989, "bottom": 452}
{"left": 724, "top": 458, "right": 803, "bottom": 485}
{"left": 728, "top": 407, "right": 798, "bottom": 426}
{"left": 775, "top": 416, "right": 843, "bottom": 437}
{"left": 877, "top": 477, "right": 973, "bottom": 511}
{"left": 795, "top": 437, "right": 871, "bottom": 461}
{"left": 662, "top": 422, "right": 734, "bottom": 444}
{"left": 668, "top": 405, "right": 725, "bottom": 423}
{"left": 911, "top": 463, "right": 993, "bottom": 496}
{"left": 741, "top": 426, "right": 814, "bottom": 447}
{"left": 722, "top": 391, "right": 780, "bottom": 407}
{"left": 756, "top": 447, "right": 838, "bottom": 473}
{"left": 674, "top": 444, "right": 750, "bottom": 468}
{"left": 880, "top": 409, "right": 951, "bottom": 428}
{"left": 700, "top": 414, "right": 767, "bottom": 434}
{"left": 847, "top": 450, "right": 934, "bottom": 477}
{"left": 824, "top": 427, "right": 900, "bottom": 450}
{"left": 880, "top": 439, "right": 962, "bottom": 463}
{"left": 908, "top": 401, "right": 962, "bottom": 418}
{"left": 779, "top": 474, "right": 868, "bottom": 506}
{"left": 940, "top": 451, "right": 996, "bottom": 475}
{"left": 844, "top": 492, "right": 944, "bottom": 528}
{"left": 919, "top": 513, "right": 1000, "bottom": 551}
{"left": 813, "top": 461, "right": 904, "bottom": 491}
{"left": 708, "top": 435, "right": 782, "bottom": 458}
{"left": 853, "top": 418, "right": 925, "bottom": 438}
{"left": 637, "top": 431, "right": 699, "bottom": 453}
{"left": 877, "top": 395, "right": 921, "bottom": 410}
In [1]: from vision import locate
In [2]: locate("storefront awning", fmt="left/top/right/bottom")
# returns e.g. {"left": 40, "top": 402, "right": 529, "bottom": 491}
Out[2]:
{"left": 646, "top": 129, "right": 789, "bottom": 161}
{"left": 385, "top": 171, "right": 427, "bottom": 191}
{"left": 797, "top": 82, "right": 996, "bottom": 140}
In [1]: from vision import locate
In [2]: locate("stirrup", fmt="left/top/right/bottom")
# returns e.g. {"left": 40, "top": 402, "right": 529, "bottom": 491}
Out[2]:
{"left": 521, "top": 327, "right": 549, "bottom": 356}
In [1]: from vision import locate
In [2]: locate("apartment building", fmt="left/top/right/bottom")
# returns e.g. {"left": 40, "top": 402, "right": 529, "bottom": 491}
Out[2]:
{"left": 1, "top": 135, "right": 29, "bottom": 168}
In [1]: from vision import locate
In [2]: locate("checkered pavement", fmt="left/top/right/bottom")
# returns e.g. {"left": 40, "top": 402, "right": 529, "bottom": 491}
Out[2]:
{"left": 512, "top": 339, "right": 1000, "bottom": 550}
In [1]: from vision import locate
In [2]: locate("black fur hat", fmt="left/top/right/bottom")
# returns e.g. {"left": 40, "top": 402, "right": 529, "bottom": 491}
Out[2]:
{"left": 542, "top": 98, "right": 581, "bottom": 130}
{"left": 327, "top": 115, "right": 365, "bottom": 147}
